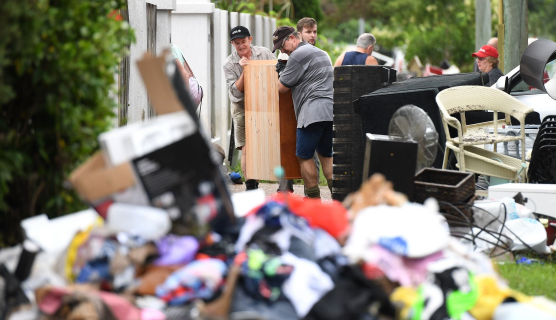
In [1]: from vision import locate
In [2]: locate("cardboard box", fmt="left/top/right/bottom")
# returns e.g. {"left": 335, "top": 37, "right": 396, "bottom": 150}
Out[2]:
{"left": 69, "top": 50, "right": 234, "bottom": 234}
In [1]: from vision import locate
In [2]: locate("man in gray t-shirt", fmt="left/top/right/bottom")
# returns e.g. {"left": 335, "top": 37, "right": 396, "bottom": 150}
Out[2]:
{"left": 272, "top": 26, "right": 334, "bottom": 199}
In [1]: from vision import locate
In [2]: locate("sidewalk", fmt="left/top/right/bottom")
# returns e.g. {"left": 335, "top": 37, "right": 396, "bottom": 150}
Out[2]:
{"left": 228, "top": 182, "right": 332, "bottom": 201}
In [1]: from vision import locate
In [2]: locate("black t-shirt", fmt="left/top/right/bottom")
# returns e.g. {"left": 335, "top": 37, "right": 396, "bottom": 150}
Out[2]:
{"left": 487, "top": 67, "right": 504, "bottom": 86}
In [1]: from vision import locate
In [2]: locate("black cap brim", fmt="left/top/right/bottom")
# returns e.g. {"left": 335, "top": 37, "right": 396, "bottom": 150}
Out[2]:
{"left": 231, "top": 35, "right": 249, "bottom": 41}
{"left": 272, "top": 42, "right": 281, "bottom": 53}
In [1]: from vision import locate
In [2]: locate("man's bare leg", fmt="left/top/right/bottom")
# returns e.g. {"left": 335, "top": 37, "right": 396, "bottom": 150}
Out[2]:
{"left": 299, "top": 157, "right": 320, "bottom": 198}
{"left": 303, "top": 152, "right": 321, "bottom": 196}
{"left": 317, "top": 153, "right": 333, "bottom": 193}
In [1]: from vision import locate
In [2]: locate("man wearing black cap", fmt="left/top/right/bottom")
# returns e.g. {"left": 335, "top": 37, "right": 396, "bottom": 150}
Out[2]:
{"left": 272, "top": 26, "right": 334, "bottom": 199}
{"left": 223, "top": 26, "right": 275, "bottom": 191}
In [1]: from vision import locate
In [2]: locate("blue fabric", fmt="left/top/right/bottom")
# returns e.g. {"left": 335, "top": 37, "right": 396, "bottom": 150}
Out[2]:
{"left": 76, "top": 260, "right": 111, "bottom": 283}
{"left": 296, "top": 121, "right": 333, "bottom": 159}
{"left": 342, "top": 51, "right": 369, "bottom": 66}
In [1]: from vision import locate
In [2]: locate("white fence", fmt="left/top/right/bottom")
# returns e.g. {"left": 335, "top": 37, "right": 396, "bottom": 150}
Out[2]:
{"left": 124, "top": 0, "right": 277, "bottom": 162}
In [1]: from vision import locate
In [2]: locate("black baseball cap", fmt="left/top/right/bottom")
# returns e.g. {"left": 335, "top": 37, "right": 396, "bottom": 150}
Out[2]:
{"left": 230, "top": 26, "right": 251, "bottom": 41}
{"left": 272, "top": 26, "right": 295, "bottom": 53}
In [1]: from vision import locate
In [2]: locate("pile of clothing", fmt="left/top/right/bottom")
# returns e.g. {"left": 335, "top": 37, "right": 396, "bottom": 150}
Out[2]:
{"left": 2, "top": 175, "right": 556, "bottom": 320}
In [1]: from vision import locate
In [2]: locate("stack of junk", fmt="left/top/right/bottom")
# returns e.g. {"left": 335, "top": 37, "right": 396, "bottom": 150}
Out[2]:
{"left": 2, "top": 50, "right": 556, "bottom": 320}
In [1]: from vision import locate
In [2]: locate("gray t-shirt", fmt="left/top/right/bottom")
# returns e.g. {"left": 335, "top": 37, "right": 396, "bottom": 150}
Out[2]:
{"left": 279, "top": 42, "right": 333, "bottom": 128}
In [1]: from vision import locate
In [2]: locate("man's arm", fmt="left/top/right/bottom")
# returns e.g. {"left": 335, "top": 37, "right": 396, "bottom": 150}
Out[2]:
{"left": 279, "top": 58, "right": 302, "bottom": 93}
{"left": 334, "top": 52, "right": 346, "bottom": 67}
{"left": 278, "top": 81, "right": 290, "bottom": 93}
{"left": 235, "top": 72, "right": 245, "bottom": 93}
{"left": 223, "top": 62, "right": 244, "bottom": 103}
{"left": 234, "top": 57, "right": 251, "bottom": 93}
{"left": 365, "top": 55, "right": 379, "bottom": 66}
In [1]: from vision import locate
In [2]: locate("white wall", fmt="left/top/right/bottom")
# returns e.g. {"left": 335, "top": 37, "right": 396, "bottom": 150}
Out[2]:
{"left": 239, "top": 13, "right": 251, "bottom": 32}
{"left": 128, "top": 0, "right": 149, "bottom": 124}
{"left": 254, "top": 15, "right": 263, "bottom": 47}
{"left": 172, "top": 0, "right": 214, "bottom": 134}
{"left": 263, "top": 16, "right": 271, "bottom": 50}
{"left": 148, "top": 0, "right": 176, "bottom": 8}
{"left": 212, "top": 9, "right": 230, "bottom": 153}
{"left": 270, "top": 18, "right": 276, "bottom": 42}
{"left": 229, "top": 12, "right": 239, "bottom": 54}
{"left": 156, "top": 10, "right": 172, "bottom": 55}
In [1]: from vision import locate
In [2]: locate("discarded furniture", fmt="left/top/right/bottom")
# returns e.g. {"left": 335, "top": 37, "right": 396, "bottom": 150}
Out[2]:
{"left": 413, "top": 168, "right": 475, "bottom": 204}
{"left": 363, "top": 133, "right": 418, "bottom": 200}
{"left": 356, "top": 88, "right": 445, "bottom": 168}
{"left": 354, "top": 72, "right": 489, "bottom": 197}
{"left": 332, "top": 65, "right": 396, "bottom": 201}
{"left": 436, "top": 86, "right": 533, "bottom": 182}
{"left": 243, "top": 60, "right": 301, "bottom": 180}
{"left": 528, "top": 115, "right": 556, "bottom": 183}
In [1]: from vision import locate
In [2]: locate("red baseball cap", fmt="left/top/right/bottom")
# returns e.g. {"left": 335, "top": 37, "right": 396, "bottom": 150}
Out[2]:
{"left": 472, "top": 45, "right": 499, "bottom": 58}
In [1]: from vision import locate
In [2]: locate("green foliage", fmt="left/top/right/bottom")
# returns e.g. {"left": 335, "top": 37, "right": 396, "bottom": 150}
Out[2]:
{"left": 321, "top": 18, "right": 391, "bottom": 47}
{"left": 292, "top": 0, "right": 324, "bottom": 23}
{"left": 528, "top": 0, "right": 556, "bottom": 41}
{"left": 322, "top": 0, "right": 476, "bottom": 72}
{"left": 0, "top": 0, "right": 134, "bottom": 246}
{"left": 275, "top": 16, "right": 296, "bottom": 28}
{"left": 379, "top": 0, "right": 475, "bottom": 71}
{"left": 214, "top": 0, "right": 257, "bottom": 13}
{"left": 316, "top": 35, "right": 346, "bottom": 66}
{"left": 324, "top": 0, "right": 385, "bottom": 27}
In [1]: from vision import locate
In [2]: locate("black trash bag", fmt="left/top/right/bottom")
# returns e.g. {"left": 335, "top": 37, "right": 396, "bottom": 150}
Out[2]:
{"left": 304, "top": 265, "right": 396, "bottom": 320}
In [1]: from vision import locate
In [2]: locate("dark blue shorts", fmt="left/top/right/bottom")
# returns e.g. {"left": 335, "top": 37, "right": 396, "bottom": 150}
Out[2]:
{"left": 296, "top": 121, "right": 333, "bottom": 159}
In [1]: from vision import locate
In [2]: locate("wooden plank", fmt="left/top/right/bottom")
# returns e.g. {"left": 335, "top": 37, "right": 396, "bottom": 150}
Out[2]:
{"left": 244, "top": 60, "right": 281, "bottom": 180}
{"left": 279, "top": 91, "right": 302, "bottom": 179}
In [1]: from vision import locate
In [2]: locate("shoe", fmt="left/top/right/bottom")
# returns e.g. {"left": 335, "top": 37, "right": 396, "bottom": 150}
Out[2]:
{"left": 245, "top": 179, "right": 259, "bottom": 190}
{"left": 229, "top": 172, "right": 243, "bottom": 185}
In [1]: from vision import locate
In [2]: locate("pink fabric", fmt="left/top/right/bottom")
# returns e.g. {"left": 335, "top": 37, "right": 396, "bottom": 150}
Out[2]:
{"left": 38, "top": 287, "right": 142, "bottom": 320}
{"left": 99, "top": 291, "right": 142, "bottom": 320}
{"left": 38, "top": 287, "right": 68, "bottom": 315}
{"left": 188, "top": 77, "right": 203, "bottom": 106}
{"left": 365, "top": 245, "right": 443, "bottom": 287}
{"left": 141, "top": 308, "right": 166, "bottom": 320}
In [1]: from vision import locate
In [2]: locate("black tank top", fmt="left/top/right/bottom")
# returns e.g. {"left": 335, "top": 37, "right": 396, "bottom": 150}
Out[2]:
{"left": 342, "top": 51, "right": 369, "bottom": 66}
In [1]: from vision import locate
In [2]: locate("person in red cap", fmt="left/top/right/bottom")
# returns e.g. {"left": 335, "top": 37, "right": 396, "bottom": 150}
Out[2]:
{"left": 472, "top": 44, "right": 504, "bottom": 86}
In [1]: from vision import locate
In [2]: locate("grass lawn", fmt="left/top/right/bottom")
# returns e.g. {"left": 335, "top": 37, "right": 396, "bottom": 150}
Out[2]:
{"left": 497, "top": 254, "right": 556, "bottom": 300}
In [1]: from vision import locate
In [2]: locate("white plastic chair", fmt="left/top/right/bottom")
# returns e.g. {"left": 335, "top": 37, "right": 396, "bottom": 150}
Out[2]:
{"left": 436, "top": 86, "right": 533, "bottom": 182}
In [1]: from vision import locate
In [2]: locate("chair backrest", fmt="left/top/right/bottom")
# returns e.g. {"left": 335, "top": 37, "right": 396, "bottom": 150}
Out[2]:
{"left": 436, "top": 86, "right": 533, "bottom": 122}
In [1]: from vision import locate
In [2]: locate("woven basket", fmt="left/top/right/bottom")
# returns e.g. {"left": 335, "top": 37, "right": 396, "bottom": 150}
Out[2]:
{"left": 438, "top": 195, "right": 476, "bottom": 227}
{"left": 414, "top": 168, "right": 475, "bottom": 204}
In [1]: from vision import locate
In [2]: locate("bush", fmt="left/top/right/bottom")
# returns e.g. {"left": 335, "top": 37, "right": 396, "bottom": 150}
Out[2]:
{"left": 0, "top": 0, "right": 134, "bottom": 246}
{"left": 292, "top": 0, "right": 324, "bottom": 23}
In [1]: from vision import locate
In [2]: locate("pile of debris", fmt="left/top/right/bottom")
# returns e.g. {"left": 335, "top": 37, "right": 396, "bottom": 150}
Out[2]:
{"left": 2, "top": 50, "right": 556, "bottom": 320}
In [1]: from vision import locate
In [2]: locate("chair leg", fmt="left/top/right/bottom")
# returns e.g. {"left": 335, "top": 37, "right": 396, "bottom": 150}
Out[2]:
{"left": 459, "top": 148, "right": 466, "bottom": 172}
{"left": 442, "top": 147, "right": 450, "bottom": 169}
{"left": 522, "top": 137, "right": 527, "bottom": 182}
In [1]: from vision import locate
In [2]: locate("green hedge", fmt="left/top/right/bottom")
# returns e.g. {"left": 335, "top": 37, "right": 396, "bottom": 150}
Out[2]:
{"left": 0, "top": 0, "right": 134, "bottom": 246}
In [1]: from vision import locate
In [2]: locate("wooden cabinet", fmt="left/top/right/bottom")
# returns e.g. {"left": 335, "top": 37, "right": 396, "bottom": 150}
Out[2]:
{"left": 244, "top": 60, "right": 301, "bottom": 180}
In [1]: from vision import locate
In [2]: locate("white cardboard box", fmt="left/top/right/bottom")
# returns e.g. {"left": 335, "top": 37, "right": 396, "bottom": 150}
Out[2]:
{"left": 488, "top": 183, "right": 556, "bottom": 218}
